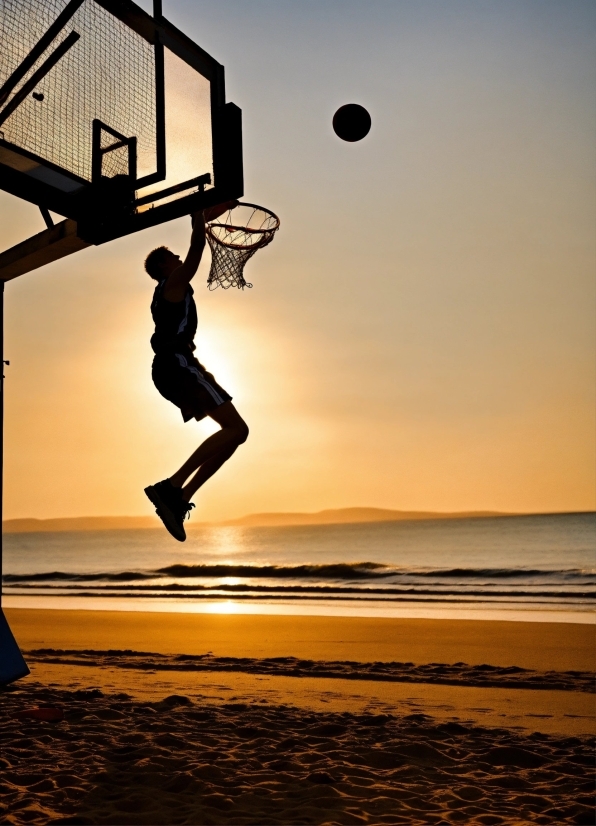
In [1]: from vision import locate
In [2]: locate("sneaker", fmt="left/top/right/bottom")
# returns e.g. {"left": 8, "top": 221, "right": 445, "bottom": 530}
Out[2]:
{"left": 145, "top": 479, "right": 189, "bottom": 542}
{"left": 181, "top": 500, "right": 196, "bottom": 524}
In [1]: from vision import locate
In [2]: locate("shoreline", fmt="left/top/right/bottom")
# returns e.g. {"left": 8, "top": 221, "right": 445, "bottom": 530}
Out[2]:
{"left": 4, "top": 595, "right": 594, "bottom": 623}
{"left": 7, "top": 608, "right": 595, "bottom": 671}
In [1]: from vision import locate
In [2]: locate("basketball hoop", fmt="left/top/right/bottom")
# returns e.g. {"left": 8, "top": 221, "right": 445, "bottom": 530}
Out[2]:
{"left": 206, "top": 203, "right": 279, "bottom": 290}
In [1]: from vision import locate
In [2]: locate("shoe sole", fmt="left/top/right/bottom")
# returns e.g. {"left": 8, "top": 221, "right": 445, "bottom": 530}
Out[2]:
{"left": 144, "top": 485, "right": 186, "bottom": 542}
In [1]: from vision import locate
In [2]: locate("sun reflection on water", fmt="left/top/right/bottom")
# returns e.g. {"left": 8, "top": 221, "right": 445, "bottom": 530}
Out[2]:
{"left": 206, "top": 600, "right": 241, "bottom": 614}
{"left": 203, "top": 526, "right": 247, "bottom": 562}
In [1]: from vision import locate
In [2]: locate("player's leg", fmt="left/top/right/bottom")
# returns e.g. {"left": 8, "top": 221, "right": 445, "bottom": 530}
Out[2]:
{"left": 145, "top": 403, "right": 247, "bottom": 542}
{"left": 179, "top": 443, "right": 237, "bottom": 500}
{"left": 169, "top": 402, "right": 248, "bottom": 494}
{"left": 146, "top": 346, "right": 247, "bottom": 540}
{"left": 177, "top": 403, "right": 248, "bottom": 500}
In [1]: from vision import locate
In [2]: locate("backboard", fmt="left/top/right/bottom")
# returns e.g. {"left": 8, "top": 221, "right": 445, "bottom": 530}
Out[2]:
{"left": 0, "top": 0, "right": 243, "bottom": 272}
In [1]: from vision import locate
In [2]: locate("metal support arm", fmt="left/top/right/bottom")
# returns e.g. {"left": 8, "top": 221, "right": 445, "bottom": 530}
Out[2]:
{"left": 0, "top": 220, "right": 90, "bottom": 282}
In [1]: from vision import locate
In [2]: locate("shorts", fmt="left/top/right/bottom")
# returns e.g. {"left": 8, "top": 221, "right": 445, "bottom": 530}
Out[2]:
{"left": 152, "top": 351, "right": 232, "bottom": 422}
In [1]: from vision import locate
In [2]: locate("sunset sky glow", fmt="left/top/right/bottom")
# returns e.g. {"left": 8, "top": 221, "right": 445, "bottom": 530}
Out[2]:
{"left": 1, "top": 0, "right": 594, "bottom": 521}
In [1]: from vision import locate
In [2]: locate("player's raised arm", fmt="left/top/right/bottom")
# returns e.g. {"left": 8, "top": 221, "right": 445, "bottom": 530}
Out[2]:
{"left": 161, "top": 213, "right": 205, "bottom": 301}
{"left": 163, "top": 201, "right": 238, "bottom": 302}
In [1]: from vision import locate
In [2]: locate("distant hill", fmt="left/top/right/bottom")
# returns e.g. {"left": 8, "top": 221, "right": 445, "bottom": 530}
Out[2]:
{"left": 2, "top": 507, "right": 515, "bottom": 534}
{"left": 2, "top": 516, "right": 160, "bottom": 533}
{"left": 216, "top": 507, "right": 507, "bottom": 528}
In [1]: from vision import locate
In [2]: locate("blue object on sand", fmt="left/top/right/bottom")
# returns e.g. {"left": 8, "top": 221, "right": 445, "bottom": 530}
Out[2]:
{"left": 0, "top": 608, "right": 30, "bottom": 684}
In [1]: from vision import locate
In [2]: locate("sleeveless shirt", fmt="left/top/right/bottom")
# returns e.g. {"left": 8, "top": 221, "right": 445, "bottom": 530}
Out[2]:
{"left": 150, "top": 280, "right": 197, "bottom": 355}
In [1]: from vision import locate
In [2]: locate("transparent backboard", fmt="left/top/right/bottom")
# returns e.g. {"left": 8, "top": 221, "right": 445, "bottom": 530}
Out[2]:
{"left": 0, "top": 0, "right": 242, "bottom": 242}
{"left": 136, "top": 47, "right": 213, "bottom": 213}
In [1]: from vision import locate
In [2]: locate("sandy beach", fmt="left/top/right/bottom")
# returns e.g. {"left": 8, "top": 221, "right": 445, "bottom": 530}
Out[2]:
{"left": 1, "top": 609, "right": 594, "bottom": 825}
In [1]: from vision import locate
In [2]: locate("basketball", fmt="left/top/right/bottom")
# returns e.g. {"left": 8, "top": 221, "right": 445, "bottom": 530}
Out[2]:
{"left": 332, "top": 103, "right": 371, "bottom": 142}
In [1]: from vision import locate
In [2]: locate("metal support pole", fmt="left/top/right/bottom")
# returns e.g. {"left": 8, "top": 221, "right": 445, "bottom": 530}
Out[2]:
{"left": 0, "top": 281, "right": 30, "bottom": 684}
{"left": 0, "top": 282, "right": 3, "bottom": 593}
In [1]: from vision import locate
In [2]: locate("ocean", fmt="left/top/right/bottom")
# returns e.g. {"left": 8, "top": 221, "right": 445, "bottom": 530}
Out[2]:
{"left": 2, "top": 512, "right": 594, "bottom": 622}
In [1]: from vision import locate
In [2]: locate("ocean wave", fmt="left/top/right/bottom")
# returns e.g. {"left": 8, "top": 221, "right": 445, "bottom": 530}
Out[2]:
{"left": 4, "top": 582, "right": 595, "bottom": 599}
{"left": 3, "top": 562, "right": 594, "bottom": 585}
{"left": 156, "top": 563, "right": 390, "bottom": 579}
{"left": 5, "top": 589, "right": 592, "bottom": 606}
{"left": 2, "top": 563, "right": 390, "bottom": 583}
{"left": 2, "top": 570, "right": 152, "bottom": 583}
{"left": 418, "top": 567, "right": 594, "bottom": 579}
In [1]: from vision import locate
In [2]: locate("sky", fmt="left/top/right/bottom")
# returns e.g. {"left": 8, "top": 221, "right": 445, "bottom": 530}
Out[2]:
{"left": 0, "top": 0, "right": 594, "bottom": 521}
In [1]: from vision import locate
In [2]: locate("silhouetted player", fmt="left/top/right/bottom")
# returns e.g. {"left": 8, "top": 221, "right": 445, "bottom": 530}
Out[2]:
{"left": 144, "top": 202, "right": 248, "bottom": 541}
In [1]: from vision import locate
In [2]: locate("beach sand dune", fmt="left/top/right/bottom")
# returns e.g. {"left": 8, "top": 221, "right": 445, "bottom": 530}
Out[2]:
{"left": 1, "top": 610, "right": 594, "bottom": 825}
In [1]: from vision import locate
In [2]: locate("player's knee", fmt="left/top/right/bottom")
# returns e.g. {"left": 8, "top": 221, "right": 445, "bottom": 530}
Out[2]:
{"left": 235, "top": 422, "right": 249, "bottom": 445}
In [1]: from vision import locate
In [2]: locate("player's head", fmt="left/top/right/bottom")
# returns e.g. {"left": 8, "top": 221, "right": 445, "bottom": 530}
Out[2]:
{"left": 144, "top": 246, "right": 182, "bottom": 280}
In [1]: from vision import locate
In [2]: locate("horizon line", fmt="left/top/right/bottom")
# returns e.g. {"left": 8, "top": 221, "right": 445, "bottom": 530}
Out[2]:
{"left": 2, "top": 507, "right": 593, "bottom": 534}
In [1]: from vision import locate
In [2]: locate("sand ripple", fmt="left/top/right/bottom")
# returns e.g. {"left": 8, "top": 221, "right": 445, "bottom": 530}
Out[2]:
{"left": 1, "top": 681, "right": 594, "bottom": 825}
{"left": 25, "top": 649, "right": 595, "bottom": 693}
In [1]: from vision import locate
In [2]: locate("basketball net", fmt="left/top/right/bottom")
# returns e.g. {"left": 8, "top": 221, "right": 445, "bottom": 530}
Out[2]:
{"left": 206, "top": 203, "right": 279, "bottom": 289}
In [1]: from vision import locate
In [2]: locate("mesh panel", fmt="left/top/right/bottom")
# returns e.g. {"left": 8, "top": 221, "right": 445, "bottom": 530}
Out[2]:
{"left": 0, "top": 0, "right": 156, "bottom": 182}
{"left": 97, "top": 126, "right": 133, "bottom": 179}
{"left": 101, "top": 143, "right": 130, "bottom": 179}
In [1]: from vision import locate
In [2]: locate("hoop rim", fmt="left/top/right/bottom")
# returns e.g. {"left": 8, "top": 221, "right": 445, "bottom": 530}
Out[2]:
{"left": 208, "top": 223, "right": 268, "bottom": 235}
{"left": 206, "top": 201, "right": 280, "bottom": 251}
